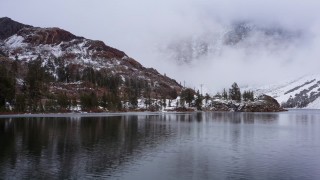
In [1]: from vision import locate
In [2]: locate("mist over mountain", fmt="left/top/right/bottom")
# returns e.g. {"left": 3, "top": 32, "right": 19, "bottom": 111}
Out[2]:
{"left": 1, "top": 0, "right": 320, "bottom": 93}
{"left": 159, "top": 22, "right": 303, "bottom": 64}
{"left": 148, "top": 20, "right": 315, "bottom": 93}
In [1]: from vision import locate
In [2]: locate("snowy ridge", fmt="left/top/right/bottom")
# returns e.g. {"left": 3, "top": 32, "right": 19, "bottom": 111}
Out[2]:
{"left": 4, "top": 35, "right": 110, "bottom": 69}
{"left": 1, "top": 29, "right": 136, "bottom": 76}
{"left": 250, "top": 74, "right": 320, "bottom": 109}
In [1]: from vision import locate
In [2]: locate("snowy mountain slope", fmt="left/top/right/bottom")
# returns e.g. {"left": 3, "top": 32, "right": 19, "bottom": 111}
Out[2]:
{"left": 0, "top": 17, "right": 182, "bottom": 94}
{"left": 250, "top": 74, "right": 320, "bottom": 109}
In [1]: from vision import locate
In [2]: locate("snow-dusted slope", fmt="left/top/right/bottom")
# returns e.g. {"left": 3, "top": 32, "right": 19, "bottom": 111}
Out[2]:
{"left": 1, "top": 27, "right": 128, "bottom": 69}
{"left": 0, "top": 17, "right": 183, "bottom": 98}
{"left": 252, "top": 74, "right": 320, "bottom": 109}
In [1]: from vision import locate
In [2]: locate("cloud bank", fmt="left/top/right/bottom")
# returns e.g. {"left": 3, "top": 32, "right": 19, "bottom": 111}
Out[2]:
{"left": 1, "top": 0, "right": 320, "bottom": 93}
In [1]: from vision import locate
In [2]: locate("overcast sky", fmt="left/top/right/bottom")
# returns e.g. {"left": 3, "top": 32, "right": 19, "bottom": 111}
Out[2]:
{"left": 1, "top": 0, "right": 320, "bottom": 93}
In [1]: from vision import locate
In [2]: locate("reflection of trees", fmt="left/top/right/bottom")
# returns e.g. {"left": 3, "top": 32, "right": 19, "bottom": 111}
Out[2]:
{"left": 242, "top": 113, "right": 255, "bottom": 124}
{"left": 0, "top": 118, "right": 16, "bottom": 167}
{"left": 208, "top": 112, "right": 242, "bottom": 123}
{"left": 195, "top": 113, "right": 203, "bottom": 122}
{"left": 0, "top": 112, "right": 282, "bottom": 178}
{"left": 250, "top": 113, "right": 278, "bottom": 124}
{"left": 206, "top": 112, "right": 278, "bottom": 124}
{"left": 0, "top": 115, "right": 177, "bottom": 178}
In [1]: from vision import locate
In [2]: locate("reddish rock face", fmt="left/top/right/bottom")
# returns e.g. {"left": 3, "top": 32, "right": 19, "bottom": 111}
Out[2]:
{"left": 17, "top": 27, "right": 83, "bottom": 45}
{"left": 86, "top": 40, "right": 126, "bottom": 59}
{"left": 7, "top": 26, "right": 126, "bottom": 60}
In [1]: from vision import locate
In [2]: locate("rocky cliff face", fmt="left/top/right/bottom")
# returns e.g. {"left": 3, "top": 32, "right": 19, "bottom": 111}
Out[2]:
{"left": 0, "top": 17, "right": 182, "bottom": 96}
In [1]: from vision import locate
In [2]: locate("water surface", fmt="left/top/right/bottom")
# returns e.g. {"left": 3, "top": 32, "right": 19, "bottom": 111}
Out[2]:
{"left": 0, "top": 110, "right": 320, "bottom": 179}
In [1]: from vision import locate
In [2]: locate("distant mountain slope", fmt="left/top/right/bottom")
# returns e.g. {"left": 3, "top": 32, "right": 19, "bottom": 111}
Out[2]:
{"left": 161, "top": 22, "right": 301, "bottom": 64}
{"left": 0, "top": 17, "right": 182, "bottom": 95}
{"left": 252, "top": 74, "right": 320, "bottom": 109}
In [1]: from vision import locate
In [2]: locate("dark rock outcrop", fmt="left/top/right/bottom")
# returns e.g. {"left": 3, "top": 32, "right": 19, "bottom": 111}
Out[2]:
{"left": 85, "top": 40, "right": 126, "bottom": 59}
{"left": 0, "top": 17, "right": 31, "bottom": 40}
{"left": 17, "top": 27, "right": 83, "bottom": 45}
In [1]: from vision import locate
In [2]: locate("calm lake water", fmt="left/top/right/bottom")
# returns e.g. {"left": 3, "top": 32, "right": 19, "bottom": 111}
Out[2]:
{"left": 0, "top": 110, "right": 320, "bottom": 180}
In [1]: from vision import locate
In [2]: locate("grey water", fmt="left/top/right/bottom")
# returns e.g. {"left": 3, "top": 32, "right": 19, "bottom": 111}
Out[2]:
{"left": 0, "top": 110, "right": 320, "bottom": 180}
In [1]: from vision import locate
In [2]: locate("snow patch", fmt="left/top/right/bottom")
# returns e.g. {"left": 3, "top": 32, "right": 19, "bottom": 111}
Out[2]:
{"left": 5, "top": 35, "right": 25, "bottom": 48}
{"left": 306, "top": 98, "right": 320, "bottom": 109}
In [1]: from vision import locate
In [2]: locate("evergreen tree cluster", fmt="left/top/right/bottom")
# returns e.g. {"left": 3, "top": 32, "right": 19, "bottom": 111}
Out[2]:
{"left": 180, "top": 88, "right": 195, "bottom": 107}
{"left": 242, "top": 90, "right": 254, "bottom": 101}
{"left": 0, "top": 61, "right": 15, "bottom": 110}
{"left": 0, "top": 56, "right": 179, "bottom": 113}
{"left": 178, "top": 88, "right": 204, "bottom": 110}
{"left": 217, "top": 83, "right": 255, "bottom": 103}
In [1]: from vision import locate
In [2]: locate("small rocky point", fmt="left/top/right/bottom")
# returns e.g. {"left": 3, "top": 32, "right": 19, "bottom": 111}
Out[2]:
{"left": 209, "top": 95, "right": 286, "bottom": 112}
{"left": 240, "top": 95, "right": 286, "bottom": 112}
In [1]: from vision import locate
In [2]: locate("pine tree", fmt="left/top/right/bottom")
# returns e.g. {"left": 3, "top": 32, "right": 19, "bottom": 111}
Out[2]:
{"left": 0, "top": 64, "right": 15, "bottom": 110}
{"left": 82, "top": 67, "right": 96, "bottom": 84}
{"left": 229, "top": 82, "right": 241, "bottom": 102}
{"left": 100, "top": 92, "right": 108, "bottom": 109}
{"left": 195, "top": 90, "right": 203, "bottom": 110}
{"left": 25, "top": 57, "right": 47, "bottom": 112}
{"left": 15, "top": 94, "right": 26, "bottom": 112}
{"left": 181, "top": 88, "right": 195, "bottom": 107}
{"left": 222, "top": 88, "right": 228, "bottom": 100}
{"left": 71, "top": 96, "right": 77, "bottom": 108}
{"left": 205, "top": 93, "right": 211, "bottom": 104}
{"left": 80, "top": 92, "right": 98, "bottom": 110}
{"left": 57, "top": 93, "right": 70, "bottom": 110}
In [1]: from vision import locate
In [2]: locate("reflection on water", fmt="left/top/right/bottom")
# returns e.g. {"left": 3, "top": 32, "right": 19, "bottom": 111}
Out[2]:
{"left": 0, "top": 111, "right": 320, "bottom": 179}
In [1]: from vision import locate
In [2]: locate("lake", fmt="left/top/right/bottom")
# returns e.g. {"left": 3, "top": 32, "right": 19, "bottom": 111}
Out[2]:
{"left": 0, "top": 110, "right": 320, "bottom": 179}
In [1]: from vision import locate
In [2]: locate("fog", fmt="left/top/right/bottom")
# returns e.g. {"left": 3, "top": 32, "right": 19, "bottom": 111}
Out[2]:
{"left": 2, "top": 0, "right": 320, "bottom": 93}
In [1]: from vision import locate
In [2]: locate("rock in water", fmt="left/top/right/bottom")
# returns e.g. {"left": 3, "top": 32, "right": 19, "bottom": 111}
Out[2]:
{"left": 240, "top": 95, "right": 286, "bottom": 112}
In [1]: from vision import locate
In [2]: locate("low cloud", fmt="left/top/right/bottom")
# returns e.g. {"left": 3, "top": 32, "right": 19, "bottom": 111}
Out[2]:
{"left": 1, "top": 0, "right": 320, "bottom": 93}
